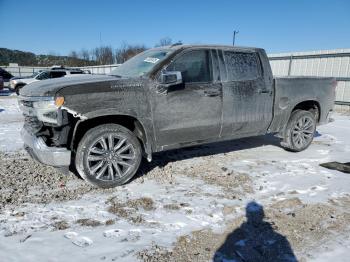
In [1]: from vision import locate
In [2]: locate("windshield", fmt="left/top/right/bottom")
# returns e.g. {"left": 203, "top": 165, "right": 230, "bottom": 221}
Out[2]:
{"left": 110, "top": 49, "right": 174, "bottom": 78}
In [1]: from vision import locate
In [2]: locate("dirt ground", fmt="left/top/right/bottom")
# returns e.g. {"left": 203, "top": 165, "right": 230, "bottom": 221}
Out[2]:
{"left": 1, "top": 146, "right": 350, "bottom": 261}
{"left": 138, "top": 197, "right": 350, "bottom": 262}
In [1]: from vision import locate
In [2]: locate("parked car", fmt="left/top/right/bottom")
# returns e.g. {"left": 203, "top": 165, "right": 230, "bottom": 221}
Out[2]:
{"left": 0, "top": 67, "right": 14, "bottom": 87}
{"left": 18, "top": 44, "right": 336, "bottom": 188}
{"left": 10, "top": 68, "right": 88, "bottom": 94}
{"left": 0, "top": 76, "right": 3, "bottom": 90}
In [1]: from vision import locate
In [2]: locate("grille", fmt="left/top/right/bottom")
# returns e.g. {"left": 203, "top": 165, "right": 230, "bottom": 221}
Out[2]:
{"left": 19, "top": 98, "right": 43, "bottom": 134}
{"left": 24, "top": 115, "right": 43, "bottom": 134}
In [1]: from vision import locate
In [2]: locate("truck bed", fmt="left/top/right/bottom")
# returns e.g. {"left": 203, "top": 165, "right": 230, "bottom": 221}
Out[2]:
{"left": 268, "top": 76, "right": 336, "bottom": 133}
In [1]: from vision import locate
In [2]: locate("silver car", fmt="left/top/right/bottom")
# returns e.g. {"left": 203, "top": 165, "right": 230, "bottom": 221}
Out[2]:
{"left": 10, "top": 69, "right": 88, "bottom": 94}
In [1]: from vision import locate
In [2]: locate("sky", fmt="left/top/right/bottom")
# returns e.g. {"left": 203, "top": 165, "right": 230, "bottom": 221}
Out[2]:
{"left": 1, "top": 0, "right": 350, "bottom": 55}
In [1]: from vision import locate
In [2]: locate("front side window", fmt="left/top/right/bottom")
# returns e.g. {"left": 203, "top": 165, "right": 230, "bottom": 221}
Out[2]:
{"left": 224, "top": 51, "right": 260, "bottom": 81}
{"left": 167, "top": 50, "right": 211, "bottom": 83}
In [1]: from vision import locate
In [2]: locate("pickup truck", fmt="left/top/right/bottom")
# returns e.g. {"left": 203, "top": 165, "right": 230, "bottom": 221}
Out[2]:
{"left": 18, "top": 44, "right": 336, "bottom": 188}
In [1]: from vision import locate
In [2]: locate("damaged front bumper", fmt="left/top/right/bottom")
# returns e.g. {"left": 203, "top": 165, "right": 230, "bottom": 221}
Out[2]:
{"left": 21, "top": 128, "right": 71, "bottom": 167}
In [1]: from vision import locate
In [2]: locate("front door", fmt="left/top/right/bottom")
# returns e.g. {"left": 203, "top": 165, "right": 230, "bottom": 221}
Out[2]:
{"left": 151, "top": 49, "right": 223, "bottom": 149}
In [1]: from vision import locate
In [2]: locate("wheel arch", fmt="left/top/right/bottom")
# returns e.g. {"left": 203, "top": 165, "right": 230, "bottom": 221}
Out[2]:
{"left": 291, "top": 100, "right": 321, "bottom": 123}
{"left": 15, "top": 83, "right": 26, "bottom": 93}
{"left": 69, "top": 114, "right": 153, "bottom": 160}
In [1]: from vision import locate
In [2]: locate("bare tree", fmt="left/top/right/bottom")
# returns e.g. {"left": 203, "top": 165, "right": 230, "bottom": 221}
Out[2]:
{"left": 68, "top": 51, "right": 78, "bottom": 59}
{"left": 114, "top": 43, "right": 146, "bottom": 63}
{"left": 79, "top": 49, "right": 90, "bottom": 61}
{"left": 93, "top": 46, "right": 114, "bottom": 65}
{"left": 155, "top": 37, "right": 172, "bottom": 47}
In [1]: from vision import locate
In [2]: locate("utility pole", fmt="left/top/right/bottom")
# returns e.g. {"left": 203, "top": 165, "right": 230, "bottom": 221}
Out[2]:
{"left": 233, "top": 30, "right": 239, "bottom": 46}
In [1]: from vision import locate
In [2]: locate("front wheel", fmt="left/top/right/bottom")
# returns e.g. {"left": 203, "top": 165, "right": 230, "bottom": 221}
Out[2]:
{"left": 281, "top": 110, "right": 316, "bottom": 152}
{"left": 75, "top": 124, "right": 142, "bottom": 188}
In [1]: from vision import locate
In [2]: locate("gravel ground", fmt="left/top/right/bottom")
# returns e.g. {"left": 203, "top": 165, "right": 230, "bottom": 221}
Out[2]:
{"left": 138, "top": 197, "right": 350, "bottom": 262}
{"left": 0, "top": 152, "right": 96, "bottom": 209}
{"left": 2, "top": 146, "right": 350, "bottom": 261}
{"left": 0, "top": 141, "right": 255, "bottom": 209}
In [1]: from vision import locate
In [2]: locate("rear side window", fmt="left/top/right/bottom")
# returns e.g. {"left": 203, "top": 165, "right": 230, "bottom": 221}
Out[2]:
{"left": 50, "top": 71, "right": 66, "bottom": 78}
{"left": 167, "top": 50, "right": 211, "bottom": 83}
{"left": 224, "top": 51, "right": 260, "bottom": 81}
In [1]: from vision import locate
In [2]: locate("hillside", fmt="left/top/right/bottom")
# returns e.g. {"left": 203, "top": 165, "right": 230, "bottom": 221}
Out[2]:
{"left": 0, "top": 48, "right": 97, "bottom": 67}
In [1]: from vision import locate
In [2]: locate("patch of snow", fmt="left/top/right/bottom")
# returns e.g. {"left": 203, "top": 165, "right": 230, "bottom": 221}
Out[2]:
{"left": 0, "top": 177, "right": 242, "bottom": 261}
{"left": 71, "top": 236, "right": 93, "bottom": 247}
{"left": 0, "top": 97, "right": 24, "bottom": 152}
{"left": 64, "top": 231, "right": 78, "bottom": 239}
{"left": 309, "top": 233, "right": 350, "bottom": 262}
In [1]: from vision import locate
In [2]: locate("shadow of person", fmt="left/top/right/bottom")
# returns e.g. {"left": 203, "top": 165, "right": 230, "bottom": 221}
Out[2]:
{"left": 214, "top": 201, "right": 297, "bottom": 262}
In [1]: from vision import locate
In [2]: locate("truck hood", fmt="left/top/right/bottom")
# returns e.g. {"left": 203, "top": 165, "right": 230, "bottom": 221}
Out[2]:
{"left": 19, "top": 74, "right": 118, "bottom": 97}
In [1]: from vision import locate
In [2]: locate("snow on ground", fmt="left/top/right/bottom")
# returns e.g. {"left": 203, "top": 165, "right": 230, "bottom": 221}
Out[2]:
{"left": 1, "top": 96, "right": 350, "bottom": 261}
{"left": 309, "top": 234, "right": 350, "bottom": 262}
{"left": 0, "top": 177, "right": 238, "bottom": 262}
{"left": 0, "top": 96, "right": 23, "bottom": 152}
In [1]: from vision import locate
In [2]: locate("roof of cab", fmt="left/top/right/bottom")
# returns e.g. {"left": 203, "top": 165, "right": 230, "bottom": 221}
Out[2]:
{"left": 163, "top": 44, "right": 262, "bottom": 52}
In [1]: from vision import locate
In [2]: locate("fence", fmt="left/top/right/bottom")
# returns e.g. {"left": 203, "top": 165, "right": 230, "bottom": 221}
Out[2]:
{"left": 268, "top": 49, "right": 350, "bottom": 111}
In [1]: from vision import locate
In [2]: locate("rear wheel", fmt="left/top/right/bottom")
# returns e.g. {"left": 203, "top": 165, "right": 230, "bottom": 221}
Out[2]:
{"left": 281, "top": 110, "right": 316, "bottom": 152}
{"left": 75, "top": 124, "right": 142, "bottom": 188}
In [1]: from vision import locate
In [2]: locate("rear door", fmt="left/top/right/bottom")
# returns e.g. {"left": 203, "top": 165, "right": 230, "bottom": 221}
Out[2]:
{"left": 151, "top": 49, "right": 223, "bottom": 148}
{"left": 220, "top": 50, "right": 273, "bottom": 137}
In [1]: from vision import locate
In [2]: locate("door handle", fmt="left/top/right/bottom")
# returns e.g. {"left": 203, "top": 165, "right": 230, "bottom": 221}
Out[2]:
{"left": 204, "top": 90, "right": 220, "bottom": 97}
{"left": 258, "top": 89, "right": 271, "bottom": 94}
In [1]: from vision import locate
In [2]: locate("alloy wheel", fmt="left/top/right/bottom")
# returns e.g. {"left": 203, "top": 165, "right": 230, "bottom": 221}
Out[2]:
{"left": 87, "top": 134, "right": 136, "bottom": 181}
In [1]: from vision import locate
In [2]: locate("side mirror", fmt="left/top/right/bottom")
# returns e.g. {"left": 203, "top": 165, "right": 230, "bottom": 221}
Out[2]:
{"left": 160, "top": 71, "right": 182, "bottom": 87}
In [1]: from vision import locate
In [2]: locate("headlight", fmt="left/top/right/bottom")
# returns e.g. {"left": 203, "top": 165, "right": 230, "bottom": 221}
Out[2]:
{"left": 33, "top": 98, "right": 59, "bottom": 124}
{"left": 33, "top": 99, "right": 56, "bottom": 110}
{"left": 20, "top": 96, "right": 65, "bottom": 124}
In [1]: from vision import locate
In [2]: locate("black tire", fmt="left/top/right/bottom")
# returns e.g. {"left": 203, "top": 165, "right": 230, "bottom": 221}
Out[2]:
{"left": 75, "top": 124, "right": 142, "bottom": 188}
{"left": 281, "top": 110, "right": 316, "bottom": 152}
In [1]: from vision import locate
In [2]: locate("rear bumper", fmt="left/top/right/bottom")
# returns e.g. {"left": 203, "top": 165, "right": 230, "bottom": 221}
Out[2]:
{"left": 21, "top": 128, "right": 71, "bottom": 167}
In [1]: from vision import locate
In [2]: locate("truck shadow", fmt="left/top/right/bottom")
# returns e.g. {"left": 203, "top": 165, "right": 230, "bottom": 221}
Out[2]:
{"left": 136, "top": 134, "right": 281, "bottom": 179}
{"left": 213, "top": 201, "right": 298, "bottom": 262}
